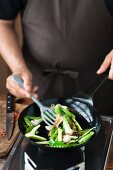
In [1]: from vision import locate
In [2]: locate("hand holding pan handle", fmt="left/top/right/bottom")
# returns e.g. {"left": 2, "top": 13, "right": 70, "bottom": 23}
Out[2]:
{"left": 73, "top": 69, "right": 109, "bottom": 101}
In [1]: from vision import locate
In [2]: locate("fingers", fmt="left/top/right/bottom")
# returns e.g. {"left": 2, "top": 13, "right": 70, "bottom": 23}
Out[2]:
{"left": 97, "top": 50, "right": 113, "bottom": 74}
{"left": 6, "top": 75, "right": 31, "bottom": 98}
{"left": 31, "top": 86, "right": 39, "bottom": 98}
{"left": 21, "top": 72, "right": 32, "bottom": 92}
{"left": 21, "top": 73, "right": 39, "bottom": 98}
{"left": 109, "top": 60, "right": 113, "bottom": 79}
{"left": 97, "top": 50, "right": 113, "bottom": 80}
{"left": 6, "top": 71, "right": 39, "bottom": 98}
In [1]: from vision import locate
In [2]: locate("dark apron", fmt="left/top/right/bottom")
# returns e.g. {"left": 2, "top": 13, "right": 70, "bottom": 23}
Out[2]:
{"left": 21, "top": 0, "right": 113, "bottom": 115}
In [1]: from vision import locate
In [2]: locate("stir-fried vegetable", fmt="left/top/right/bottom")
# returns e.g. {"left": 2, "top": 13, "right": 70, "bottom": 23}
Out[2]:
{"left": 23, "top": 104, "right": 96, "bottom": 148}
{"left": 25, "top": 125, "right": 47, "bottom": 141}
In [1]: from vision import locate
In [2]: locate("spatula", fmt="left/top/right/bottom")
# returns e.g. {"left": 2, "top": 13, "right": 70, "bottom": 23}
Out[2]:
{"left": 11, "top": 74, "right": 56, "bottom": 126}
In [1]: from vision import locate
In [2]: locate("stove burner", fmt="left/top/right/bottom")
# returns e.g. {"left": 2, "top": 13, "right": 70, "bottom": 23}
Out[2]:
{"left": 20, "top": 141, "right": 85, "bottom": 170}
{"left": 3, "top": 116, "right": 113, "bottom": 170}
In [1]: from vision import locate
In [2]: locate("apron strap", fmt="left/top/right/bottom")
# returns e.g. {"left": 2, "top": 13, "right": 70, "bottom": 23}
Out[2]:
{"left": 43, "top": 68, "right": 79, "bottom": 80}
{"left": 42, "top": 68, "right": 80, "bottom": 96}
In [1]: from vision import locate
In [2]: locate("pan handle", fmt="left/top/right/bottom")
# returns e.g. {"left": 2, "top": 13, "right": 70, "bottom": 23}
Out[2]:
{"left": 76, "top": 70, "right": 109, "bottom": 99}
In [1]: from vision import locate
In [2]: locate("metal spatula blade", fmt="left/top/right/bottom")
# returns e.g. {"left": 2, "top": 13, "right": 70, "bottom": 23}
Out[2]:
{"left": 11, "top": 74, "right": 56, "bottom": 126}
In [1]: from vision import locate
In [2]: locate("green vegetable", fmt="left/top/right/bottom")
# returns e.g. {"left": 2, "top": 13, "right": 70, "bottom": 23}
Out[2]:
{"left": 58, "top": 128, "right": 62, "bottom": 142}
{"left": 54, "top": 104, "right": 64, "bottom": 115}
{"left": 48, "top": 140, "right": 72, "bottom": 148}
{"left": 23, "top": 104, "right": 95, "bottom": 148}
{"left": 49, "top": 128, "right": 58, "bottom": 141}
{"left": 36, "top": 141, "right": 49, "bottom": 144}
{"left": 25, "top": 126, "right": 34, "bottom": 133}
{"left": 48, "top": 140, "right": 79, "bottom": 148}
{"left": 54, "top": 104, "right": 82, "bottom": 131}
{"left": 26, "top": 115, "right": 42, "bottom": 121}
{"left": 25, "top": 134, "right": 47, "bottom": 141}
{"left": 25, "top": 116, "right": 43, "bottom": 125}
{"left": 25, "top": 125, "right": 40, "bottom": 135}
{"left": 78, "top": 131, "right": 95, "bottom": 144}
{"left": 25, "top": 125, "right": 47, "bottom": 141}
{"left": 60, "top": 106, "right": 82, "bottom": 131}
{"left": 78, "top": 127, "right": 96, "bottom": 137}
{"left": 24, "top": 117, "right": 33, "bottom": 127}
{"left": 63, "top": 115, "right": 73, "bottom": 135}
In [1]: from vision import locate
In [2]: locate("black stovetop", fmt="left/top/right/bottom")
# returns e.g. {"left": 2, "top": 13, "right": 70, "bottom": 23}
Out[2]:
{"left": 3, "top": 116, "right": 113, "bottom": 170}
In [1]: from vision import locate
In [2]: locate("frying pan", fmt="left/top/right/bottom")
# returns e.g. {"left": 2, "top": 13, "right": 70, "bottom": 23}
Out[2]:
{"left": 18, "top": 72, "right": 108, "bottom": 150}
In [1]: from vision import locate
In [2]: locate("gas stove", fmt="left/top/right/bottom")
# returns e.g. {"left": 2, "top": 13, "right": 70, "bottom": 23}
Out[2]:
{"left": 3, "top": 116, "right": 113, "bottom": 170}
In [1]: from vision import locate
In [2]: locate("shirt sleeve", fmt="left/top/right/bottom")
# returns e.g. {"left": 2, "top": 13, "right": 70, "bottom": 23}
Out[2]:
{"left": 0, "top": 0, "right": 21, "bottom": 20}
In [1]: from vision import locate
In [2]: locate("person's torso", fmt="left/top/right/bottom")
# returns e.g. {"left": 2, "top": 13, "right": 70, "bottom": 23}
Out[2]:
{"left": 21, "top": 0, "right": 113, "bottom": 72}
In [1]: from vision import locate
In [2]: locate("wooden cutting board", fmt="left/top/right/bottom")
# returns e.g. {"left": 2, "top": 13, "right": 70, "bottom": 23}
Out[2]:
{"left": 0, "top": 96, "right": 30, "bottom": 157}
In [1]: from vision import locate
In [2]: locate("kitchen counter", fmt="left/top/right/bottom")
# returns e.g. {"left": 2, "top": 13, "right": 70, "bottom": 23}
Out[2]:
{"left": 0, "top": 95, "right": 30, "bottom": 170}
{"left": 0, "top": 94, "right": 113, "bottom": 170}
{"left": 106, "top": 139, "right": 113, "bottom": 170}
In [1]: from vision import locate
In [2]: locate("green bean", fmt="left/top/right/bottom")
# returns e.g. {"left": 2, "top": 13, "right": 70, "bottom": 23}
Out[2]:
{"left": 54, "top": 104, "right": 64, "bottom": 115}
{"left": 24, "top": 117, "right": 33, "bottom": 126}
{"left": 26, "top": 115, "right": 42, "bottom": 120}
{"left": 78, "top": 131, "right": 95, "bottom": 144}
{"left": 25, "top": 126, "right": 34, "bottom": 133}
{"left": 60, "top": 106, "right": 82, "bottom": 130}
{"left": 25, "top": 134, "right": 47, "bottom": 141}
{"left": 49, "top": 128, "right": 58, "bottom": 141}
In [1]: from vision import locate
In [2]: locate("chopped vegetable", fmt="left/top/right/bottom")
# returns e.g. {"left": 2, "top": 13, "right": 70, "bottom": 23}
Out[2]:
{"left": 25, "top": 116, "right": 43, "bottom": 125}
{"left": 53, "top": 114, "right": 63, "bottom": 128}
{"left": 25, "top": 125, "right": 47, "bottom": 141}
{"left": 63, "top": 115, "right": 73, "bottom": 135}
{"left": 78, "top": 131, "right": 95, "bottom": 144}
{"left": 58, "top": 128, "right": 62, "bottom": 142}
{"left": 31, "top": 119, "right": 42, "bottom": 126}
{"left": 24, "top": 117, "right": 33, "bottom": 127}
{"left": 23, "top": 104, "right": 96, "bottom": 148}
{"left": 63, "top": 134, "right": 71, "bottom": 143}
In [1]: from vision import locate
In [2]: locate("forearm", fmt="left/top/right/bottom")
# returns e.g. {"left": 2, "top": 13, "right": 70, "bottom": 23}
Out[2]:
{"left": 0, "top": 20, "right": 28, "bottom": 73}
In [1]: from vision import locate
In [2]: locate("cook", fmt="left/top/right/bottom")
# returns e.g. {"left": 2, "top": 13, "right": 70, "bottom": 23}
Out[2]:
{"left": 0, "top": 0, "right": 113, "bottom": 115}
